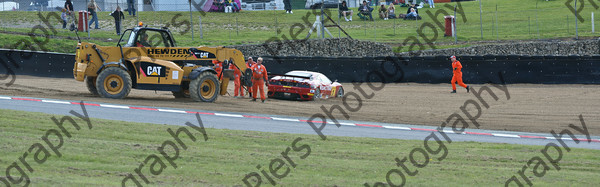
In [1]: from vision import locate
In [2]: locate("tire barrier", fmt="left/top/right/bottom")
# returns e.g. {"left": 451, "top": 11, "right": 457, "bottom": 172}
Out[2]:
{"left": 2, "top": 49, "right": 599, "bottom": 84}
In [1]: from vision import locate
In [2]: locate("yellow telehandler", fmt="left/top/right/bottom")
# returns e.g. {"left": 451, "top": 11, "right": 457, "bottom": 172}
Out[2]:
{"left": 73, "top": 25, "right": 250, "bottom": 102}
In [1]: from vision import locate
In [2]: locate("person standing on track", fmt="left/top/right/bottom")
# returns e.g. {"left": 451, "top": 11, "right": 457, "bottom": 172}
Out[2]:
{"left": 246, "top": 57, "right": 256, "bottom": 96}
{"left": 229, "top": 61, "right": 244, "bottom": 98}
{"left": 450, "top": 55, "right": 469, "bottom": 93}
{"left": 212, "top": 60, "right": 223, "bottom": 79}
{"left": 251, "top": 57, "right": 268, "bottom": 102}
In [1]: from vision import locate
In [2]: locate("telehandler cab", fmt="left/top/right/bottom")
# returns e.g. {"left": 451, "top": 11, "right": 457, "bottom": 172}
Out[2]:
{"left": 73, "top": 25, "right": 251, "bottom": 102}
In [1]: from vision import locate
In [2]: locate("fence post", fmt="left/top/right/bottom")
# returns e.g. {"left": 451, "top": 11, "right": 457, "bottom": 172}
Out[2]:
{"left": 199, "top": 16, "right": 203, "bottom": 39}
{"left": 236, "top": 16, "right": 239, "bottom": 36}
{"left": 567, "top": 15, "right": 569, "bottom": 34}
{"left": 454, "top": 5, "right": 457, "bottom": 44}
{"left": 495, "top": 4, "right": 498, "bottom": 41}
{"left": 535, "top": 1, "right": 539, "bottom": 39}
{"left": 394, "top": 17, "right": 396, "bottom": 35}
{"left": 593, "top": 12, "right": 595, "bottom": 33}
{"left": 374, "top": 19, "right": 376, "bottom": 42}
{"left": 479, "top": 0, "right": 483, "bottom": 39}
{"left": 575, "top": 0, "right": 578, "bottom": 39}
{"left": 189, "top": 2, "right": 194, "bottom": 41}
{"left": 528, "top": 16, "right": 531, "bottom": 36}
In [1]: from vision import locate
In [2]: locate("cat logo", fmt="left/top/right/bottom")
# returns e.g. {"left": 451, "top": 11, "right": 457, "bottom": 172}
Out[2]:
{"left": 140, "top": 62, "right": 166, "bottom": 77}
{"left": 198, "top": 52, "right": 209, "bottom": 58}
{"left": 147, "top": 66, "right": 162, "bottom": 76}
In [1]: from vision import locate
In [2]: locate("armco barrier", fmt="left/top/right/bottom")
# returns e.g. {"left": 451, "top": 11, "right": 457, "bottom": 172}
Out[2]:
{"left": 1, "top": 49, "right": 74, "bottom": 78}
{"left": 1, "top": 49, "right": 599, "bottom": 84}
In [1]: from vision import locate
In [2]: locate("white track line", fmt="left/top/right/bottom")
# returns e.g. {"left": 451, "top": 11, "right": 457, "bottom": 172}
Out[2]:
{"left": 157, "top": 109, "right": 187, "bottom": 113}
{"left": 546, "top": 137, "right": 574, "bottom": 141}
{"left": 337, "top": 122, "right": 356, "bottom": 126}
{"left": 272, "top": 117, "right": 300, "bottom": 122}
{"left": 493, "top": 133, "right": 521, "bottom": 138}
{"left": 383, "top": 126, "right": 412, "bottom": 130}
{"left": 99, "top": 104, "right": 130, "bottom": 109}
{"left": 0, "top": 96, "right": 13, "bottom": 100}
{"left": 441, "top": 130, "right": 464, "bottom": 134}
{"left": 41, "top": 100, "right": 71, "bottom": 104}
{"left": 215, "top": 113, "right": 244, "bottom": 118}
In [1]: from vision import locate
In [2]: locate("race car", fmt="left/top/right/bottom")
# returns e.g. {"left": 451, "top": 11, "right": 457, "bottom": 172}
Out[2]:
{"left": 268, "top": 70, "right": 344, "bottom": 101}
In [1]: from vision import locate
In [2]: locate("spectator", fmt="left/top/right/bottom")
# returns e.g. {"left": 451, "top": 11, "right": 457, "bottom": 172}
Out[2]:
{"left": 283, "top": 0, "right": 292, "bottom": 14}
{"left": 87, "top": 0, "right": 101, "bottom": 29}
{"left": 61, "top": 8, "right": 68, "bottom": 29}
{"left": 127, "top": 0, "right": 136, "bottom": 16}
{"left": 214, "top": 0, "right": 226, "bottom": 12}
{"left": 404, "top": 7, "right": 421, "bottom": 20}
{"left": 227, "top": 0, "right": 240, "bottom": 12}
{"left": 64, "top": 0, "right": 73, "bottom": 12}
{"left": 110, "top": 6, "right": 125, "bottom": 35}
{"left": 64, "top": 0, "right": 73, "bottom": 29}
{"left": 427, "top": 0, "right": 435, "bottom": 8}
{"left": 406, "top": 3, "right": 418, "bottom": 15}
{"left": 379, "top": 4, "right": 388, "bottom": 20}
{"left": 339, "top": 1, "right": 353, "bottom": 22}
{"left": 358, "top": 1, "right": 374, "bottom": 21}
{"left": 387, "top": 4, "right": 396, "bottom": 19}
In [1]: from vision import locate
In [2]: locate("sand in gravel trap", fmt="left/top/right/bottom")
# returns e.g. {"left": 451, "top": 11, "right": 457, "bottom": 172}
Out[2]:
{"left": 1, "top": 75, "right": 599, "bottom": 135}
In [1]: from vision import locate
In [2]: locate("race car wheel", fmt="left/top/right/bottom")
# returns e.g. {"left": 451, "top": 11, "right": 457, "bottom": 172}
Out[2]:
{"left": 96, "top": 67, "right": 132, "bottom": 99}
{"left": 86, "top": 76, "right": 99, "bottom": 95}
{"left": 312, "top": 88, "right": 321, "bottom": 101}
{"left": 337, "top": 87, "right": 344, "bottom": 97}
{"left": 190, "top": 71, "right": 220, "bottom": 102}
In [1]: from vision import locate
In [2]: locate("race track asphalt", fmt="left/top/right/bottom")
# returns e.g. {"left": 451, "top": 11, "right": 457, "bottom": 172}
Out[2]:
{"left": 1, "top": 95, "right": 598, "bottom": 150}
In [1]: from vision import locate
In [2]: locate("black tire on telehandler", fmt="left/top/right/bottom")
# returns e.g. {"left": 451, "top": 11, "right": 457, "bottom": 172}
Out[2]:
{"left": 190, "top": 71, "right": 220, "bottom": 102}
{"left": 85, "top": 76, "right": 99, "bottom": 95}
{"left": 172, "top": 81, "right": 190, "bottom": 98}
{"left": 96, "top": 67, "right": 132, "bottom": 99}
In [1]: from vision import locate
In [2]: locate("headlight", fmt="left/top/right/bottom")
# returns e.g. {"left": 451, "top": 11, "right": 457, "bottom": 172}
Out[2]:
{"left": 310, "top": 89, "right": 315, "bottom": 93}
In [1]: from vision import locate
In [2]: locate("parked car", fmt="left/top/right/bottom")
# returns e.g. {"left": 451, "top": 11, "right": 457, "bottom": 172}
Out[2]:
{"left": 268, "top": 70, "right": 344, "bottom": 101}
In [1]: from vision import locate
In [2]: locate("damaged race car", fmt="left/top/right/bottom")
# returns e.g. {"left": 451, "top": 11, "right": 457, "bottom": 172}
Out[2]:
{"left": 267, "top": 71, "right": 344, "bottom": 101}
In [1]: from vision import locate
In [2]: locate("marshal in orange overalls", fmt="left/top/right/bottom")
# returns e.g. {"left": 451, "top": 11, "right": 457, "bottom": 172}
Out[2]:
{"left": 251, "top": 59, "right": 268, "bottom": 101}
{"left": 229, "top": 63, "right": 244, "bottom": 97}
{"left": 246, "top": 58, "right": 256, "bottom": 97}
{"left": 212, "top": 60, "right": 223, "bottom": 79}
{"left": 451, "top": 56, "right": 469, "bottom": 92}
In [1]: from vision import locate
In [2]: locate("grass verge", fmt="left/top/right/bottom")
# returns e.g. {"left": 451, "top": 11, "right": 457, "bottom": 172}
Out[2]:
{"left": 1, "top": 0, "right": 599, "bottom": 54}
{"left": 0, "top": 108, "right": 599, "bottom": 186}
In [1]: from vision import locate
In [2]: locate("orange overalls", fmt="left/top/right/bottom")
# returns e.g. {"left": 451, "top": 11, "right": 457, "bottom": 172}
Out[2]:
{"left": 246, "top": 59, "right": 256, "bottom": 96}
{"left": 229, "top": 63, "right": 243, "bottom": 97}
{"left": 251, "top": 64, "right": 268, "bottom": 101}
{"left": 212, "top": 60, "right": 223, "bottom": 79}
{"left": 451, "top": 60, "right": 468, "bottom": 90}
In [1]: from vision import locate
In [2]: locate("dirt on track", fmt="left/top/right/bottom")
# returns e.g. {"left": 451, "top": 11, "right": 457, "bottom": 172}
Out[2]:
{"left": 1, "top": 75, "right": 599, "bottom": 135}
